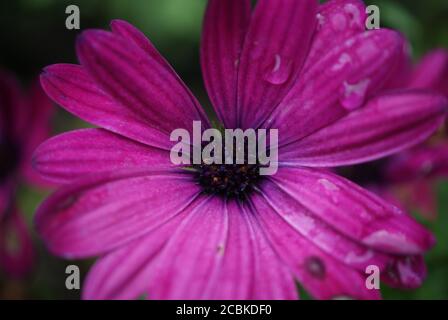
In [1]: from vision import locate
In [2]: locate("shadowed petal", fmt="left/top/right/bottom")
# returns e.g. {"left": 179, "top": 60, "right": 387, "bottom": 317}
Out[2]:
{"left": 237, "top": 0, "right": 318, "bottom": 129}
{"left": 20, "top": 81, "right": 54, "bottom": 186}
{"left": 35, "top": 170, "right": 200, "bottom": 258}
{"left": 201, "top": 0, "right": 251, "bottom": 128}
{"left": 281, "top": 91, "right": 447, "bottom": 166}
{"left": 386, "top": 142, "right": 448, "bottom": 182}
{"left": 0, "top": 207, "right": 34, "bottom": 278}
{"left": 33, "top": 128, "right": 172, "bottom": 184}
{"left": 270, "top": 167, "right": 435, "bottom": 255}
{"left": 265, "top": 29, "right": 403, "bottom": 146}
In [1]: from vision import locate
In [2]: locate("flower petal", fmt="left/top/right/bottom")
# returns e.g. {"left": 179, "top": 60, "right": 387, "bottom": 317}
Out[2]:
{"left": 35, "top": 170, "right": 200, "bottom": 258}
{"left": 40, "top": 64, "right": 171, "bottom": 149}
{"left": 270, "top": 167, "right": 435, "bottom": 255}
{"left": 148, "top": 197, "right": 229, "bottom": 300}
{"left": 306, "top": 0, "right": 367, "bottom": 68}
{"left": 265, "top": 29, "right": 403, "bottom": 147}
{"left": 200, "top": 0, "right": 251, "bottom": 128}
{"left": 253, "top": 192, "right": 380, "bottom": 300}
{"left": 0, "top": 207, "right": 34, "bottom": 278}
{"left": 76, "top": 29, "right": 209, "bottom": 135}
{"left": 382, "top": 255, "right": 427, "bottom": 289}
{"left": 386, "top": 142, "right": 448, "bottom": 182}
{"left": 20, "top": 81, "right": 54, "bottom": 186}
{"left": 33, "top": 128, "right": 172, "bottom": 184}
{"left": 256, "top": 179, "right": 390, "bottom": 272}
{"left": 237, "top": 0, "right": 318, "bottom": 129}
{"left": 409, "top": 49, "right": 448, "bottom": 92}
{"left": 82, "top": 196, "right": 205, "bottom": 300}
{"left": 281, "top": 91, "right": 447, "bottom": 167}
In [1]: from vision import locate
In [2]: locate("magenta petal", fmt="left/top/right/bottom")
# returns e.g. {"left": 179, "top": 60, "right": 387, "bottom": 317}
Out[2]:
{"left": 265, "top": 29, "right": 403, "bottom": 147}
{"left": 110, "top": 20, "right": 170, "bottom": 67}
{"left": 382, "top": 255, "right": 427, "bottom": 289}
{"left": 281, "top": 91, "right": 447, "bottom": 166}
{"left": 253, "top": 193, "right": 380, "bottom": 300}
{"left": 237, "top": 0, "right": 318, "bottom": 129}
{"left": 256, "top": 180, "right": 390, "bottom": 271}
{"left": 76, "top": 29, "right": 209, "bottom": 135}
{"left": 409, "top": 49, "right": 448, "bottom": 91}
{"left": 271, "top": 167, "right": 435, "bottom": 255}
{"left": 149, "top": 197, "right": 229, "bottom": 300}
{"left": 149, "top": 199, "right": 297, "bottom": 300}
{"left": 82, "top": 197, "right": 202, "bottom": 300}
{"left": 20, "top": 81, "right": 55, "bottom": 186}
{"left": 386, "top": 142, "right": 448, "bottom": 182}
{"left": 0, "top": 207, "right": 34, "bottom": 278}
{"left": 41, "top": 64, "right": 172, "bottom": 149}
{"left": 306, "top": 0, "right": 367, "bottom": 68}
{"left": 35, "top": 170, "right": 200, "bottom": 258}
{"left": 201, "top": 0, "right": 251, "bottom": 128}
{"left": 33, "top": 128, "right": 172, "bottom": 184}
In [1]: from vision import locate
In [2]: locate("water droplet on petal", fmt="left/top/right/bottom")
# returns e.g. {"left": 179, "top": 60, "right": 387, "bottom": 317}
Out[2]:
{"left": 263, "top": 54, "right": 292, "bottom": 85}
{"left": 316, "top": 13, "right": 326, "bottom": 30}
{"left": 318, "top": 178, "right": 339, "bottom": 191}
{"left": 331, "top": 53, "right": 352, "bottom": 71}
{"left": 340, "top": 79, "right": 370, "bottom": 110}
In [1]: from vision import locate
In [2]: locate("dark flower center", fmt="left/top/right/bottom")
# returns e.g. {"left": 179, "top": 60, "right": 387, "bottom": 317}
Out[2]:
{"left": 194, "top": 163, "right": 262, "bottom": 199}
{"left": 0, "top": 136, "right": 21, "bottom": 181}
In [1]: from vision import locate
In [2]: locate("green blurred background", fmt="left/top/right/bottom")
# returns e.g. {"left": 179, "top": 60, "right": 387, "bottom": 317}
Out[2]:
{"left": 0, "top": 0, "right": 447, "bottom": 299}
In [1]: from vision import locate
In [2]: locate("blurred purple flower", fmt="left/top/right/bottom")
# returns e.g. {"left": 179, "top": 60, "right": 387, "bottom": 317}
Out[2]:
{"left": 35, "top": 0, "right": 447, "bottom": 299}
{"left": 0, "top": 69, "right": 53, "bottom": 278}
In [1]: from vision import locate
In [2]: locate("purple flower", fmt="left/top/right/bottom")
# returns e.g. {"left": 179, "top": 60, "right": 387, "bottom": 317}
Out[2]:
{"left": 35, "top": 0, "right": 447, "bottom": 299}
{"left": 0, "top": 69, "right": 53, "bottom": 278}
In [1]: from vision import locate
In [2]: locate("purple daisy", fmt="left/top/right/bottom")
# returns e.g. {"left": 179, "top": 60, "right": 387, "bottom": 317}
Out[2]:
{"left": 35, "top": 0, "right": 447, "bottom": 299}
{"left": 1, "top": 70, "right": 53, "bottom": 278}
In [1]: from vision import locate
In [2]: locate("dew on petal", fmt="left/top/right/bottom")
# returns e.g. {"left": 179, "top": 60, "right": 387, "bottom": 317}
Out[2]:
{"left": 305, "top": 256, "right": 326, "bottom": 279}
{"left": 340, "top": 79, "right": 370, "bottom": 111}
{"left": 316, "top": 13, "right": 325, "bottom": 30}
{"left": 331, "top": 53, "right": 352, "bottom": 71}
{"left": 318, "top": 178, "right": 340, "bottom": 192}
{"left": 263, "top": 54, "right": 292, "bottom": 85}
{"left": 362, "top": 230, "right": 420, "bottom": 252}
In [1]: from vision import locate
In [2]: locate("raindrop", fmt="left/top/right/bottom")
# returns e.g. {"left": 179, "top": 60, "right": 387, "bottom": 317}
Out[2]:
{"left": 263, "top": 54, "right": 292, "bottom": 85}
{"left": 340, "top": 79, "right": 370, "bottom": 111}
